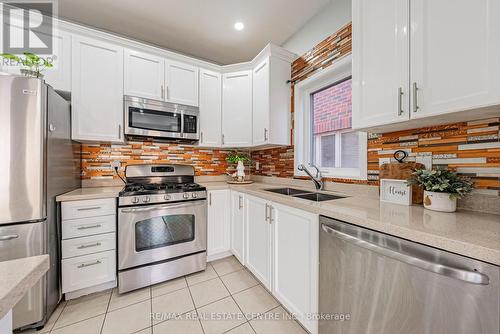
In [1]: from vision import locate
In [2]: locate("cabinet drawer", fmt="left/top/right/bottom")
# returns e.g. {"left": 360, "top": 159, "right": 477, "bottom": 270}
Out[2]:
{"left": 62, "top": 198, "right": 116, "bottom": 220}
{"left": 62, "top": 250, "right": 116, "bottom": 293}
{"left": 62, "top": 232, "right": 116, "bottom": 259}
{"left": 62, "top": 215, "right": 116, "bottom": 240}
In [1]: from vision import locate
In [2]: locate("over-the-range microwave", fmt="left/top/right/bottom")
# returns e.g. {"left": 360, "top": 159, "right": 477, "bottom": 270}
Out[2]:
{"left": 124, "top": 95, "right": 199, "bottom": 141}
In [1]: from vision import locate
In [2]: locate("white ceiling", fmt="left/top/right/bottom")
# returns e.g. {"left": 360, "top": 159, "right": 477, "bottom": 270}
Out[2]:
{"left": 58, "top": 0, "right": 331, "bottom": 65}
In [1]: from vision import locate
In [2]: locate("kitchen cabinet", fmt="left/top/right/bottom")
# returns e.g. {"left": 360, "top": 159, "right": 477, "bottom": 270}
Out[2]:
{"left": 207, "top": 190, "right": 231, "bottom": 260}
{"left": 271, "top": 202, "right": 319, "bottom": 334}
{"left": 352, "top": 0, "right": 500, "bottom": 132}
{"left": 199, "top": 69, "right": 222, "bottom": 147}
{"left": 222, "top": 70, "right": 253, "bottom": 147}
{"left": 252, "top": 56, "right": 291, "bottom": 146}
{"left": 245, "top": 195, "right": 272, "bottom": 289}
{"left": 230, "top": 191, "right": 245, "bottom": 264}
{"left": 165, "top": 60, "right": 199, "bottom": 106}
{"left": 124, "top": 49, "right": 165, "bottom": 100}
{"left": 71, "top": 35, "right": 124, "bottom": 142}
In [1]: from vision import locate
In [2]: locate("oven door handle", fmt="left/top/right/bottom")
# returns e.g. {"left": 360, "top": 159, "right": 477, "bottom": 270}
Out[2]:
{"left": 120, "top": 201, "right": 204, "bottom": 213}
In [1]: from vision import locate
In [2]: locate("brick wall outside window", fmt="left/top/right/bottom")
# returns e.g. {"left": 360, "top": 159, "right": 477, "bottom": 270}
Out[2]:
{"left": 313, "top": 78, "right": 352, "bottom": 134}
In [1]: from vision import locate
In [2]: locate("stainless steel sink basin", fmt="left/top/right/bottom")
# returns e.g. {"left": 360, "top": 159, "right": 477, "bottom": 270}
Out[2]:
{"left": 264, "top": 188, "right": 311, "bottom": 196}
{"left": 292, "top": 192, "right": 346, "bottom": 202}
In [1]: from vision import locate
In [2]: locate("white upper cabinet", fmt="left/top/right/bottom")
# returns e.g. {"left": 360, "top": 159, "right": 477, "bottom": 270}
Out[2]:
{"left": 71, "top": 35, "right": 124, "bottom": 142}
{"left": 165, "top": 60, "right": 199, "bottom": 106}
{"left": 222, "top": 70, "right": 253, "bottom": 147}
{"left": 353, "top": 0, "right": 500, "bottom": 132}
{"left": 124, "top": 49, "right": 165, "bottom": 100}
{"left": 352, "top": 0, "right": 410, "bottom": 129}
{"left": 410, "top": 0, "right": 500, "bottom": 119}
{"left": 252, "top": 55, "right": 292, "bottom": 147}
{"left": 44, "top": 30, "right": 72, "bottom": 92}
{"left": 199, "top": 69, "right": 222, "bottom": 147}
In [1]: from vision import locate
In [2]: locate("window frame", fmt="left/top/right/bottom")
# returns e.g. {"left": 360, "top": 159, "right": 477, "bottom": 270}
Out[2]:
{"left": 294, "top": 55, "right": 367, "bottom": 180}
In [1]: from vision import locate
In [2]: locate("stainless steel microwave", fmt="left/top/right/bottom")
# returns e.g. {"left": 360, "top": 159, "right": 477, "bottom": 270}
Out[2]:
{"left": 124, "top": 95, "right": 199, "bottom": 141}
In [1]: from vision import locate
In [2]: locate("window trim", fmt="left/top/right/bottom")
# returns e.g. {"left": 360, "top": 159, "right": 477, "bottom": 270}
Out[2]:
{"left": 294, "top": 55, "right": 368, "bottom": 180}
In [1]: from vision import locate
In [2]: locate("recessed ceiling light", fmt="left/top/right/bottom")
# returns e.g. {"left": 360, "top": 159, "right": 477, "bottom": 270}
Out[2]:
{"left": 234, "top": 22, "right": 245, "bottom": 31}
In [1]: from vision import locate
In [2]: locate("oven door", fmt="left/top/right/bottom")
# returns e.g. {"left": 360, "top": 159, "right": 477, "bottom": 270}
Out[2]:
{"left": 118, "top": 200, "right": 207, "bottom": 270}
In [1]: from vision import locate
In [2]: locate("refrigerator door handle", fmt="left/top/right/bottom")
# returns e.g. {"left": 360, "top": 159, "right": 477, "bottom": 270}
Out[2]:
{"left": 321, "top": 224, "right": 490, "bottom": 285}
{"left": 0, "top": 234, "right": 19, "bottom": 241}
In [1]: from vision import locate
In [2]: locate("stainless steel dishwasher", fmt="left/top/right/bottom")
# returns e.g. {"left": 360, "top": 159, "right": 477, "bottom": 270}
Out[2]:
{"left": 319, "top": 216, "right": 500, "bottom": 334}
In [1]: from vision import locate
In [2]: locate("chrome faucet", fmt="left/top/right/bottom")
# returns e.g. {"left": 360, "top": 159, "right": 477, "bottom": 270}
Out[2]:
{"left": 297, "top": 163, "right": 324, "bottom": 190}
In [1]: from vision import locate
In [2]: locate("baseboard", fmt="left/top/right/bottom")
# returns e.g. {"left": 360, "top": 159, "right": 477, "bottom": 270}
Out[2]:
{"left": 64, "top": 280, "right": 116, "bottom": 300}
{"left": 207, "top": 250, "right": 233, "bottom": 262}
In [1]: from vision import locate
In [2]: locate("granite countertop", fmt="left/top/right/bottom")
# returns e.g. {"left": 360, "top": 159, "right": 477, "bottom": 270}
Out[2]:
{"left": 56, "top": 182, "right": 500, "bottom": 266}
{"left": 0, "top": 255, "right": 49, "bottom": 319}
{"left": 56, "top": 186, "right": 124, "bottom": 202}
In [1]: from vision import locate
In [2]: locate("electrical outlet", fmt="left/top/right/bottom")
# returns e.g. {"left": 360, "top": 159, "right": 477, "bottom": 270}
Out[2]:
{"left": 255, "top": 161, "right": 260, "bottom": 170}
{"left": 111, "top": 160, "right": 121, "bottom": 170}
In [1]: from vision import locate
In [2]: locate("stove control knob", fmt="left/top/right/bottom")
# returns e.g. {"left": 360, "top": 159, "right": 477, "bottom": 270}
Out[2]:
{"left": 164, "top": 194, "right": 171, "bottom": 201}
{"left": 192, "top": 192, "right": 198, "bottom": 199}
{"left": 131, "top": 197, "right": 139, "bottom": 204}
{"left": 142, "top": 196, "right": 151, "bottom": 203}
{"left": 183, "top": 193, "right": 190, "bottom": 199}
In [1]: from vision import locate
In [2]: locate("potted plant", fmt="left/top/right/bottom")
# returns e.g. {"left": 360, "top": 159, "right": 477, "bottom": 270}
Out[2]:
{"left": 0, "top": 52, "right": 53, "bottom": 78}
{"left": 407, "top": 168, "right": 473, "bottom": 212}
{"left": 226, "top": 152, "right": 251, "bottom": 182}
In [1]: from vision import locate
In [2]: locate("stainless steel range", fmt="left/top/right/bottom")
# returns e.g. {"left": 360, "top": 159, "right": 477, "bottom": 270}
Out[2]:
{"left": 118, "top": 164, "right": 207, "bottom": 293}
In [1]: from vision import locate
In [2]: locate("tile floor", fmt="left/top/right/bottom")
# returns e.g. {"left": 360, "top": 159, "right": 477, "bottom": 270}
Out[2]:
{"left": 26, "top": 256, "right": 308, "bottom": 334}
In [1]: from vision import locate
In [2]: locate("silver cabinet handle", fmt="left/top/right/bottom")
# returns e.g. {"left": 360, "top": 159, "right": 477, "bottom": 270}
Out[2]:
{"left": 77, "top": 206, "right": 101, "bottom": 211}
{"left": 264, "top": 128, "right": 268, "bottom": 141}
{"left": 238, "top": 195, "right": 243, "bottom": 209}
{"left": 77, "top": 260, "right": 102, "bottom": 269}
{"left": 265, "top": 203, "right": 270, "bottom": 221}
{"left": 209, "top": 193, "right": 212, "bottom": 206}
{"left": 0, "top": 234, "right": 19, "bottom": 241}
{"left": 161, "top": 85, "right": 165, "bottom": 99}
{"left": 398, "top": 87, "right": 404, "bottom": 116}
{"left": 268, "top": 205, "right": 273, "bottom": 224}
{"left": 200, "top": 131, "right": 204, "bottom": 143}
{"left": 321, "top": 224, "right": 489, "bottom": 285}
{"left": 77, "top": 242, "right": 102, "bottom": 249}
{"left": 165, "top": 85, "right": 169, "bottom": 100}
{"left": 118, "top": 124, "right": 122, "bottom": 139}
{"left": 77, "top": 224, "right": 102, "bottom": 230}
{"left": 412, "top": 82, "right": 419, "bottom": 113}
{"left": 221, "top": 134, "right": 225, "bottom": 145}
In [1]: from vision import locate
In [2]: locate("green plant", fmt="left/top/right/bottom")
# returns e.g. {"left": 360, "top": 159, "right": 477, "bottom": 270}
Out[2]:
{"left": 407, "top": 168, "right": 474, "bottom": 199}
{"left": 226, "top": 152, "right": 251, "bottom": 164}
{"left": 0, "top": 52, "right": 53, "bottom": 78}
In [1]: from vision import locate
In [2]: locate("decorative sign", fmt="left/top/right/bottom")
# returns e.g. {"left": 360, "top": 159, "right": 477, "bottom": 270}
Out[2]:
{"left": 380, "top": 179, "right": 412, "bottom": 205}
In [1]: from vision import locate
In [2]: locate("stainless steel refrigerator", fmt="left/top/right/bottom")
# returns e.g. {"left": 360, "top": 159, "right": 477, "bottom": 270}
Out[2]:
{"left": 0, "top": 74, "right": 80, "bottom": 331}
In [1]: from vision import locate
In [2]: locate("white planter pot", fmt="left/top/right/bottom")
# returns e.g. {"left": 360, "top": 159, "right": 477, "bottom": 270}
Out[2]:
{"left": 423, "top": 191, "right": 457, "bottom": 212}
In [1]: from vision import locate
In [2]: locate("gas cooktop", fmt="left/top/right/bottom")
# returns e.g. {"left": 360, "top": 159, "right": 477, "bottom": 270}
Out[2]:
{"left": 119, "top": 182, "right": 205, "bottom": 197}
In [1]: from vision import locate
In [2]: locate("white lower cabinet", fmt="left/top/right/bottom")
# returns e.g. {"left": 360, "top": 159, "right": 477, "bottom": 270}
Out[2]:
{"left": 230, "top": 191, "right": 246, "bottom": 265}
{"left": 207, "top": 190, "right": 231, "bottom": 260}
{"left": 271, "top": 202, "right": 319, "bottom": 334}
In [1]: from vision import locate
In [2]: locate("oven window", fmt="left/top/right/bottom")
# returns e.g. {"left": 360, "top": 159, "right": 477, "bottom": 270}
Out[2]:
{"left": 129, "top": 107, "right": 181, "bottom": 133}
{"left": 135, "top": 214, "right": 195, "bottom": 252}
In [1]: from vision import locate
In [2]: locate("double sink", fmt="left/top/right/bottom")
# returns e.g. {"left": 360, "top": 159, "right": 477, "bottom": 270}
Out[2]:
{"left": 264, "top": 188, "right": 346, "bottom": 202}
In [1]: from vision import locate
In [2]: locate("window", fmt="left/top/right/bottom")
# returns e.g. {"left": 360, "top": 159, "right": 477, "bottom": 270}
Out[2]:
{"left": 294, "top": 55, "right": 367, "bottom": 179}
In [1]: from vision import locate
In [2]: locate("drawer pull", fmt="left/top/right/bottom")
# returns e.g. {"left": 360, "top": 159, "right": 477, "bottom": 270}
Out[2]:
{"left": 77, "top": 224, "right": 102, "bottom": 230}
{"left": 77, "top": 206, "right": 102, "bottom": 211}
{"left": 77, "top": 242, "right": 102, "bottom": 249}
{"left": 0, "top": 234, "right": 19, "bottom": 241}
{"left": 77, "top": 260, "right": 102, "bottom": 269}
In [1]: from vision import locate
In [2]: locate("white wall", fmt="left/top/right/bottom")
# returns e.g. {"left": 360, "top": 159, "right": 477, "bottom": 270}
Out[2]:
{"left": 282, "top": 0, "right": 351, "bottom": 55}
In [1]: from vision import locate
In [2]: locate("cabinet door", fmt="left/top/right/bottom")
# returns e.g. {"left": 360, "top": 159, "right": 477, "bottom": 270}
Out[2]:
{"left": 222, "top": 70, "right": 253, "bottom": 147}
{"left": 410, "top": 0, "right": 500, "bottom": 119}
{"left": 252, "top": 58, "right": 270, "bottom": 145}
{"left": 352, "top": 0, "right": 410, "bottom": 129}
{"left": 245, "top": 195, "right": 271, "bottom": 289}
{"left": 44, "top": 30, "right": 72, "bottom": 91}
{"left": 207, "top": 190, "right": 231, "bottom": 259}
{"left": 272, "top": 203, "right": 319, "bottom": 334}
{"left": 124, "top": 49, "right": 165, "bottom": 100}
{"left": 71, "top": 35, "right": 124, "bottom": 142}
{"left": 199, "top": 69, "right": 222, "bottom": 147}
{"left": 165, "top": 60, "right": 199, "bottom": 106}
{"left": 230, "top": 191, "right": 245, "bottom": 264}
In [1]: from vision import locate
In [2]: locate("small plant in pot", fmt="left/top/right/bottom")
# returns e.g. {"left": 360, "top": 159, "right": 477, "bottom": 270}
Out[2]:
{"left": 226, "top": 152, "right": 251, "bottom": 182}
{"left": 407, "top": 168, "right": 473, "bottom": 212}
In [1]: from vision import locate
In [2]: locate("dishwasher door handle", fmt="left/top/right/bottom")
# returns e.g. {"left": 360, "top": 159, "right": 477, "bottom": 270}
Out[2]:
{"left": 321, "top": 224, "right": 490, "bottom": 285}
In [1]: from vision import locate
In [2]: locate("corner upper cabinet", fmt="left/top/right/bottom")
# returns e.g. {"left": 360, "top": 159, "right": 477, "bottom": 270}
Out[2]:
{"left": 71, "top": 35, "right": 124, "bottom": 142}
{"left": 252, "top": 50, "right": 293, "bottom": 147}
{"left": 165, "top": 60, "right": 199, "bottom": 106}
{"left": 410, "top": 0, "right": 500, "bottom": 119}
{"left": 124, "top": 49, "right": 165, "bottom": 100}
{"left": 199, "top": 68, "right": 222, "bottom": 147}
{"left": 222, "top": 70, "right": 253, "bottom": 147}
{"left": 352, "top": 0, "right": 410, "bottom": 130}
